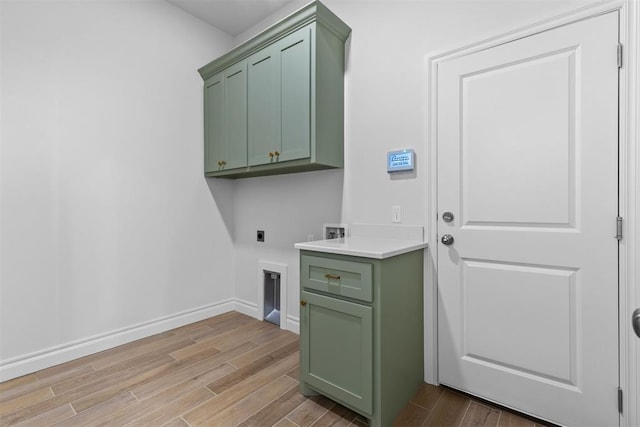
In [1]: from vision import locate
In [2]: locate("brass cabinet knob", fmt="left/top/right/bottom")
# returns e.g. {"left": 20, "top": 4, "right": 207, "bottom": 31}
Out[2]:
{"left": 274, "top": 151, "right": 280, "bottom": 157}
{"left": 300, "top": 300, "right": 307, "bottom": 306}
{"left": 269, "top": 152, "right": 274, "bottom": 158}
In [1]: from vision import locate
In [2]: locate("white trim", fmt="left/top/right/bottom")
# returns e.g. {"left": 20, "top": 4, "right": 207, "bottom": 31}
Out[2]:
{"left": 0, "top": 299, "right": 235, "bottom": 382}
{"left": 620, "top": 0, "right": 639, "bottom": 424}
{"left": 424, "top": 48, "right": 440, "bottom": 387}
{"left": 425, "top": 1, "right": 638, "bottom": 425}
{"left": 233, "top": 297, "right": 259, "bottom": 318}
{"left": 257, "top": 261, "right": 289, "bottom": 332}
{"left": 286, "top": 315, "right": 300, "bottom": 335}
{"left": 426, "top": 0, "right": 624, "bottom": 66}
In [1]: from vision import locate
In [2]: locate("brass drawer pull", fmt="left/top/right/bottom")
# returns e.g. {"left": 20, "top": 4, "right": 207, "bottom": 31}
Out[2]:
{"left": 324, "top": 273, "right": 341, "bottom": 280}
{"left": 300, "top": 300, "right": 307, "bottom": 306}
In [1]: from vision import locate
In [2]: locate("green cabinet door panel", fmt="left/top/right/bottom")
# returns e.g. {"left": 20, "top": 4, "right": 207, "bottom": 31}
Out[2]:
{"left": 278, "top": 25, "right": 311, "bottom": 162}
{"left": 248, "top": 46, "right": 279, "bottom": 166}
{"left": 300, "top": 290, "right": 373, "bottom": 415}
{"left": 204, "top": 74, "right": 225, "bottom": 174}
{"left": 203, "top": 62, "right": 247, "bottom": 173}
{"left": 248, "top": 25, "right": 311, "bottom": 166}
{"left": 223, "top": 62, "right": 248, "bottom": 170}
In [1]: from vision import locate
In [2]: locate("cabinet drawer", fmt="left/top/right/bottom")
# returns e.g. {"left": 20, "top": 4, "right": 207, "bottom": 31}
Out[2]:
{"left": 301, "top": 254, "right": 372, "bottom": 302}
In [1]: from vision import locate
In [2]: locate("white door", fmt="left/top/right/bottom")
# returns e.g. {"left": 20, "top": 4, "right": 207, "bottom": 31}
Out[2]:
{"left": 437, "top": 12, "right": 619, "bottom": 426}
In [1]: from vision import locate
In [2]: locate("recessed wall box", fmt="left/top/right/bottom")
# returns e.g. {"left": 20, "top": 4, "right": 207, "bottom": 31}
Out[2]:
{"left": 323, "top": 223, "right": 348, "bottom": 239}
{"left": 387, "top": 149, "right": 415, "bottom": 173}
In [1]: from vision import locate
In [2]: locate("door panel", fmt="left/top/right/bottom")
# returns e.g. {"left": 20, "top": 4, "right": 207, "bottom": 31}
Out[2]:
{"left": 300, "top": 290, "right": 373, "bottom": 415}
{"left": 437, "top": 12, "right": 619, "bottom": 426}
{"left": 224, "top": 62, "right": 247, "bottom": 170}
{"left": 462, "top": 260, "right": 578, "bottom": 384}
{"left": 278, "top": 27, "right": 311, "bottom": 162}
{"left": 248, "top": 46, "right": 279, "bottom": 166}
{"left": 204, "top": 74, "right": 224, "bottom": 173}
{"left": 462, "top": 48, "right": 576, "bottom": 227}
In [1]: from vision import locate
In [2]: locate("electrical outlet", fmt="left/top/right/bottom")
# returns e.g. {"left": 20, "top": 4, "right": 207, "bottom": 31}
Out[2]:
{"left": 257, "top": 230, "right": 265, "bottom": 242}
{"left": 392, "top": 206, "right": 402, "bottom": 223}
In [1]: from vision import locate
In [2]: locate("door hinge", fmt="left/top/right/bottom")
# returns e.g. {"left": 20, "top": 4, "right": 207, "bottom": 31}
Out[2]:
{"left": 618, "top": 387, "right": 623, "bottom": 413}
{"left": 617, "top": 43, "right": 623, "bottom": 69}
{"left": 616, "top": 217, "right": 623, "bottom": 241}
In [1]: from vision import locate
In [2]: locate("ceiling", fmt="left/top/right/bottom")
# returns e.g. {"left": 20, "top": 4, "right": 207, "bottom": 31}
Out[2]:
{"left": 166, "top": 0, "right": 296, "bottom": 37}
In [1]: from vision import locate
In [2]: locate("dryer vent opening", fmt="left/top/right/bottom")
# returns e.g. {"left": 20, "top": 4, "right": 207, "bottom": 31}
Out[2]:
{"left": 263, "top": 271, "right": 281, "bottom": 326}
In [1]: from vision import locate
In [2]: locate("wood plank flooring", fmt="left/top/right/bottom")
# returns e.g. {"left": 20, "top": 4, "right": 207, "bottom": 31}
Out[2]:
{"left": 0, "top": 311, "right": 542, "bottom": 426}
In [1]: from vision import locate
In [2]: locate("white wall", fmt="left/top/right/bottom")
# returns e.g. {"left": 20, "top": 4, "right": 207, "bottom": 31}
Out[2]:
{"left": 0, "top": 0, "right": 235, "bottom": 378}
{"left": 0, "top": 0, "right": 604, "bottom": 381}
{"left": 231, "top": 0, "right": 598, "bottom": 326}
{"left": 233, "top": 170, "right": 343, "bottom": 327}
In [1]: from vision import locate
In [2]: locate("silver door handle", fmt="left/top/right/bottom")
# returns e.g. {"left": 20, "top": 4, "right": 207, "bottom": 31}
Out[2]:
{"left": 633, "top": 308, "right": 640, "bottom": 339}
{"left": 441, "top": 234, "right": 454, "bottom": 246}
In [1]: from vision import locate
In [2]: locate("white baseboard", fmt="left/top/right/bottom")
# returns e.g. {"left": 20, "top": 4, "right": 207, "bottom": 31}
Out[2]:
{"left": 286, "top": 315, "right": 300, "bottom": 334}
{"left": 0, "top": 299, "right": 235, "bottom": 382}
{"left": 233, "top": 298, "right": 259, "bottom": 319}
{"left": 0, "top": 298, "right": 300, "bottom": 382}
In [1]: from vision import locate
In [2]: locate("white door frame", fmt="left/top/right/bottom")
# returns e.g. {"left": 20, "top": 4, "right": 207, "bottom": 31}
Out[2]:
{"left": 424, "top": 1, "right": 639, "bottom": 425}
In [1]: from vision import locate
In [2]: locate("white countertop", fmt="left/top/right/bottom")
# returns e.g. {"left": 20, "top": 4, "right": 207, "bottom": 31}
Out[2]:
{"left": 294, "top": 236, "right": 427, "bottom": 259}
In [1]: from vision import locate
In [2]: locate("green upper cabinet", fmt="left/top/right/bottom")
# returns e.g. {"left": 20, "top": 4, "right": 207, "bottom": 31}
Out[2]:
{"left": 248, "top": 25, "right": 312, "bottom": 167}
{"left": 204, "top": 61, "right": 248, "bottom": 173}
{"left": 203, "top": 74, "right": 224, "bottom": 174}
{"left": 247, "top": 44, "right": 280, "bottom": 167}
{"left": 275, "top": 26, "right": 312, "bottom": 164}
{"left": 198, "top": 1, "right": 351, "bottom": 178}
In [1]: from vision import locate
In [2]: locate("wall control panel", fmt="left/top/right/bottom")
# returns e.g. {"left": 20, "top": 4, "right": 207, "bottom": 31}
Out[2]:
{"left": 387, "top": 149, "right": 415, "bottom": 173}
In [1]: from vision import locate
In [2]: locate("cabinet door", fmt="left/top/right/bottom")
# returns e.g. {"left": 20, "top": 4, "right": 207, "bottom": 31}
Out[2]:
{"left": 204, "top": 73, "right": 225, "bottom": 173}
{"left": 300, "top": 290, "right": 373, "bottom": 415}
{"left": 247, "top": 45, "right": 280, "bottom": 166}
{"left": 277, "top": 26, "right": 311, "bottom": 162}
{"left": 223, "top": 61, "right": 247, "bottom": 170}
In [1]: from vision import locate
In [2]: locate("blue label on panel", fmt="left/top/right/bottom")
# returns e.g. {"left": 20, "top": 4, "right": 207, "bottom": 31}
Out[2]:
{"left": 387, "top": 149, "right": 414, "bottom": 173}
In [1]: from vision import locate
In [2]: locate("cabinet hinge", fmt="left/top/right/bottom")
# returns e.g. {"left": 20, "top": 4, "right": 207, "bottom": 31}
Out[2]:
{"left": 618, "top": 387, "right": 623, "bottom": 413}
{"left": 617, "top": 43, "right": 623, "bottom": 69}
{"left": 616, "top": 217, "right": 623, "bottom": 241}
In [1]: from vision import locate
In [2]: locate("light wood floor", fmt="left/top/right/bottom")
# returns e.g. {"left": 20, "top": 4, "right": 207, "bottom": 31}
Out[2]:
{"left": 0, "top": 311, "right": 543, "bottom": 426}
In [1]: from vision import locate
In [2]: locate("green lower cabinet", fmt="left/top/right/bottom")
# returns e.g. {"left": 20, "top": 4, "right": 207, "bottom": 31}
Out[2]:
{"left": 300, "top": 290, "right": 373, "bottom": 415}
{"left": 299, "top": 249, "right": 425, "bottom": 427}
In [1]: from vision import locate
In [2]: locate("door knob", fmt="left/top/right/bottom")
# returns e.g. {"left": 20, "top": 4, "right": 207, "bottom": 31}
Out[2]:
{"left": 633, "top": 308, "right": 640, "bottom": 339}
{"left": 441, "top": 234, "right": 454, "bottom": 246}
